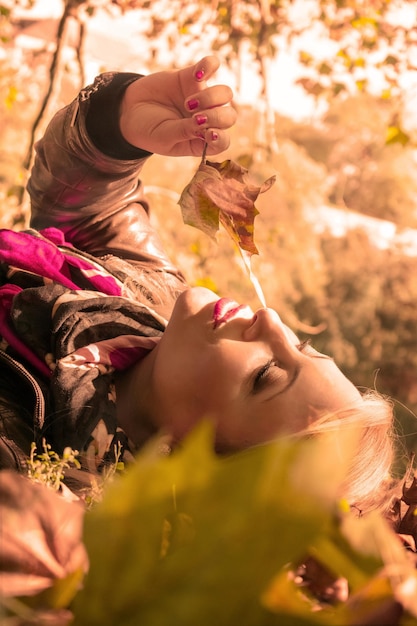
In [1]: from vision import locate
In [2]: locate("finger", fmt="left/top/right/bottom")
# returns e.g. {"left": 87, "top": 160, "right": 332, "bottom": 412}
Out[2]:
{"left": 178, "top": 55, "right": 221, "bottom": 97}
{"left": 203, "top": 128, "right": 230, "bottom": 155}
{"left": 193, "top": 55, "right": 221, "bottom": 84}
{"left": 184, "top": 85, "right": 234, "bottom": 115}
{"left": 160, "top": 102, "right": 235, "bottom": 151}
{"left": 185, "top": 132, "right": 230, "bottom": 158}
{"left": 155, "top": 116, "right": 230, "bottom": 155}
{"left": 191, "top": 104, "right": 237, "bottom": 133}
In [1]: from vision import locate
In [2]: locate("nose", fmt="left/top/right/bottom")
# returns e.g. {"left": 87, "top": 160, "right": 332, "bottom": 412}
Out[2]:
{"left": 243, "top": 308, "right": 297, "bottom": 346}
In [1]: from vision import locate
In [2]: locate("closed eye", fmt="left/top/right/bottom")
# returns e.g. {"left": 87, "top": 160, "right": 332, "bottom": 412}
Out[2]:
{"left": 253, "top": 359, "right": 275, "bottom": 392}
{"left": 252, "top": 359, "right": 288, "bottom": 394}
{"left": 252, "top": 339, "right": 326, "bottom": 394}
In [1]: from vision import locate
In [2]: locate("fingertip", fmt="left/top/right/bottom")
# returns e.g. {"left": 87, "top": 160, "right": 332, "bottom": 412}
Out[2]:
{"left": 194, "top": 55, "right": 220, "bottom": 82}
{"left": 204, "top": 128, "right": 230, "bottom": 155}
{"left": 195, "top": 68, "right": 205, "bottom": 82}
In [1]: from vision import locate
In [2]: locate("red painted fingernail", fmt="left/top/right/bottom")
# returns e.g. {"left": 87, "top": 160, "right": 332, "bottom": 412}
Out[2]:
{"left": 187, "top": 98, "right": 199, "bottom": 111}
{"left": 211, "top": 131, "right": 219, "bottom": 141}
{"left": 195, "top": 114, "right": 208, "bottom": 126}
{"left": 195, "top": 68, "right": 205, "bottom": 81}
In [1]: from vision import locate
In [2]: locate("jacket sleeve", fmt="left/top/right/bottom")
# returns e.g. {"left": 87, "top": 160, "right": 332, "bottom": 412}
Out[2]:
{"left": 27, "top": 73, "right": 186, "bottom": 280}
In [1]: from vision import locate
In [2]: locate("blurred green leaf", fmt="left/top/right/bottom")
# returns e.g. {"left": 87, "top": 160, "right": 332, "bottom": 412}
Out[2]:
{"left": 351, "top": 17, "right": 377, "bottom": 29}
{"left": 318, "top": 62, "right": 332, "bottom": 76}
{"left": 23, "top": 567, "right": 85, "bottom": 611}
{"left": 299, "top": 50, "right": 314, "bottom": 66}
{"left": 385, "top": 125, "right": 410, "bottom": 146}
{"left": 355, "top": 79, "right": 367, "bottom": 91}
{"left": 194, "top": 276, "right": 219, "bottom": 292}
{"left": 333, "top": 82, "right": 346, "bottom": 96}
{"left": 73, "top": 423, "right": 361, "bottom": 626}
{"left": 384, "top": 54, "right": 399, "bottom": 66}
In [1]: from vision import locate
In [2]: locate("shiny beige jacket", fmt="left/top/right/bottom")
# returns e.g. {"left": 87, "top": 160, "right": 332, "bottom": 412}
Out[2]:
{"left": 28, "top": 71, "right": 187, "bottom": 320}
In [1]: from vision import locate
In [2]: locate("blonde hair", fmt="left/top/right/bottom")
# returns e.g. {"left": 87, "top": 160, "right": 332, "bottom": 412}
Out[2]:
{"left": 305, "top": 390, "right": 402, "bottom": 516}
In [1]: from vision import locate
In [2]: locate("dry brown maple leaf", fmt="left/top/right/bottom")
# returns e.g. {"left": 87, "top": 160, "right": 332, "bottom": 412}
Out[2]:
{"left": 178, "top": 158, "right": 276, "bottom": 256}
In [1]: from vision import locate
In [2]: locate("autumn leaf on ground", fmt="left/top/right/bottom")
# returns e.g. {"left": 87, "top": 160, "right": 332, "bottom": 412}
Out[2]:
{"left": 178, "top": 158, "right": 276, "bottom": 256}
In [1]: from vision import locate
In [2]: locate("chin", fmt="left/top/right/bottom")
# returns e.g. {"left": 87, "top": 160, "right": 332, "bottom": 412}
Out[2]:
{"left": 181, "top": 286, "right": 220, "bottom": 311}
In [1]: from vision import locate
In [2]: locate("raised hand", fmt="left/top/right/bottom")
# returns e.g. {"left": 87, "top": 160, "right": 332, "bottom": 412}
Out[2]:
{"left": 119, "top": 56, "right": 237, "bottom": 158}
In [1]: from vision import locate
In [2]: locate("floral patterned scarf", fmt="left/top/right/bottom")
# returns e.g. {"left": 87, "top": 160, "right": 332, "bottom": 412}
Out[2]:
{"left": 0, "top": 227, "right": 169, "bottom": 470}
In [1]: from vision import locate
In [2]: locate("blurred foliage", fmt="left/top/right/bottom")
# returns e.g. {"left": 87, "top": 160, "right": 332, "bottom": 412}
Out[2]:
{"left": 284, "top": 95, "right": 417, "bottom": 227}
{"left": 69, "top": 424, "right": 416, "bottom": 625}
{"left": 2, "top": 425, "right": 417, "bottom": 625}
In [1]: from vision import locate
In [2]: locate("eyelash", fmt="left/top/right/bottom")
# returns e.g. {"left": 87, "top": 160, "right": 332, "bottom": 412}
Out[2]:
{"left": 253, "top": 339, "right": 312, "bottom": 391}
{"left": 298, "top": 338, "right": 312, "bottom": 351}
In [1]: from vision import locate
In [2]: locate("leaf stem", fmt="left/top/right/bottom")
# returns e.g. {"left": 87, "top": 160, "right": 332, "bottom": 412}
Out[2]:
{"left": 201, "top": 141, "right": 208, "bottom": 165}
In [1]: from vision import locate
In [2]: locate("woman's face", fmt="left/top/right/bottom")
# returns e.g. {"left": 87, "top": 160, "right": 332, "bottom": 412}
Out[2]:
{"left": 146, "top": 287, "right": 362, "bottom": 451}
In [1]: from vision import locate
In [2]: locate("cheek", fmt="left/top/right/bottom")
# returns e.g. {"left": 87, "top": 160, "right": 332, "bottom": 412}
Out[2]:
{"left": 154, "top": 346, "right": 213, "bottom": 410}
{"left": 150, "top": 360, "right": 204, "bottom": 440}
{"left": 153, "top": 333, "right": 251, "bottom": 425}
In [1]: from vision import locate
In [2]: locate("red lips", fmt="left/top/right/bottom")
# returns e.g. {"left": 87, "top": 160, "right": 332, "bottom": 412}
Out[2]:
{"left": 213, "top": 298, "right": 247, "bottom": 329}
